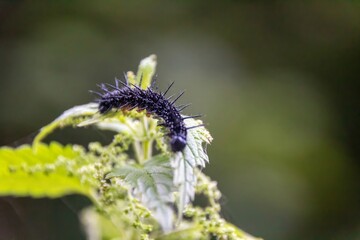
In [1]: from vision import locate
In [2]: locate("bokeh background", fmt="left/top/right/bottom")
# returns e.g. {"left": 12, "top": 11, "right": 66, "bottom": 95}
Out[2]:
{"left": 1, "top": 1, "right": 360, "bottom": 240}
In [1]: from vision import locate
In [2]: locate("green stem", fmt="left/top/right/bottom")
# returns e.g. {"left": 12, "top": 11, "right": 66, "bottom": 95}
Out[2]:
{"left": 133, "top": 141, "right": 143, "bottom": 164}
{"left": 143, "top": 140, "right": 152, "bottom": 161}
{"left": 123, "top": 120, "right": 144, "bottom": 164}
{"left": 141, "top": 116, "right": 153, "bottom": 161}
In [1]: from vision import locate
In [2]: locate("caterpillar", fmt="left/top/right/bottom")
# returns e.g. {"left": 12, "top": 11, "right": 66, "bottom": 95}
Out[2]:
{"left": 91, "top": 78, "right": 202, "bottom": 152}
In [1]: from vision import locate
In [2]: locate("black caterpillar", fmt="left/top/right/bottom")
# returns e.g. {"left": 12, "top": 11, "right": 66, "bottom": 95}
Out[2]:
{"left": 92, "top": 78, "right": 201, "bottom": 152}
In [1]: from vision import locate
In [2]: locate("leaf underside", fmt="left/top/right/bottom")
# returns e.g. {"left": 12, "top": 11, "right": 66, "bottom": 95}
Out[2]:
{"left": 172, "top": 118, "right": 211, "bottom": 220}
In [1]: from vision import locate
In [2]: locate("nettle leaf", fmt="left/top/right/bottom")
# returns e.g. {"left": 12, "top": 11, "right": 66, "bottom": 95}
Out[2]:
{"left": 172, "top": 118, "right": 213, "bottom": 219}
{"left": 108, "top": 154, "right": 175, "bottom": 232}
{"left": 34, "top": 103, "right": 99, "bottom": 144}
{"left": 171, "top": 151, "right": 195, "bottom": 221}
{"left": 0, "top": 142, "right": 92, "bottom": 198}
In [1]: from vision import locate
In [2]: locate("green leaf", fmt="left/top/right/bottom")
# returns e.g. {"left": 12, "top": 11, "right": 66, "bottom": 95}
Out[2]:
{"left": 34, "top": 103, "right": 99, "bottom": 145}
{"left": 136, "top": 54, "right": 157, "bottom": 89}
{"left": 172, "top": 118, "right": 213, "bottom": 220}
{"left": 108, "top": 154, "right": 175, "bottom": 232}
{"left": 0, "top": 142, "right": 92, "bottom": 198}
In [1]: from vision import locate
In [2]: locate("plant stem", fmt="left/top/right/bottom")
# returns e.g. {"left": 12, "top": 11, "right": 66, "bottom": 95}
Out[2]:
{"left": 141, "top": 116, "right": 153, "bottom": 161}
{"left": 133, "top": 141, "right": 143, "bottom": 164}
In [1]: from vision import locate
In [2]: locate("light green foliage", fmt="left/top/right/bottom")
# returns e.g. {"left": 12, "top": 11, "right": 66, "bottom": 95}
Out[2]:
{"left": 108, "top": 154, "right": 174, "bottom": 232}
{"left": 137, "top": 54, "right": 157, "bottom": 89}
{"left": 0, "top": 142, "right": 92, "bottom": 197}
{"left": 0, "top": 55, "right": 261, "bottom": 240}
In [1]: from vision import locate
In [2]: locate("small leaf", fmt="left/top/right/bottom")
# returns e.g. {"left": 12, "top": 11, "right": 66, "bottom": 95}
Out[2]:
{"left": 136, "top": 54, "right": 157, "bottom": 89}
{"left": 0, "top": 142, "right": 92, "bottom": 198}
{"left": 33, "top": 103, "right": 99, "bottom": 145}
{"left": 108, "top": 154, "right": 175, "bottom": 232}
{"left": 54, "top": 103, "right": 99, "bottom": 122}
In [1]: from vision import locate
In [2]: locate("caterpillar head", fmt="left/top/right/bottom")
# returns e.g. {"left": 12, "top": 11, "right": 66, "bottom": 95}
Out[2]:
{"left": 99, "top": 101, "right": 112, "bottom": 114}
{"left": 170, "top": 134, "right": 187, "bottom": 152}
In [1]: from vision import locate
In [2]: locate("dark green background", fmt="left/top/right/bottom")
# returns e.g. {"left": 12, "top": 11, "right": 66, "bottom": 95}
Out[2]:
{"left": 1, "top": 1, "right": 359, "bottom": 240}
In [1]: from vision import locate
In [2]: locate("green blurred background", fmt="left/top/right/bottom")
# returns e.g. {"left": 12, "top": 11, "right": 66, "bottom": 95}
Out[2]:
{"left": 1, "top": 1, "right": 360, "bottom": 240}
